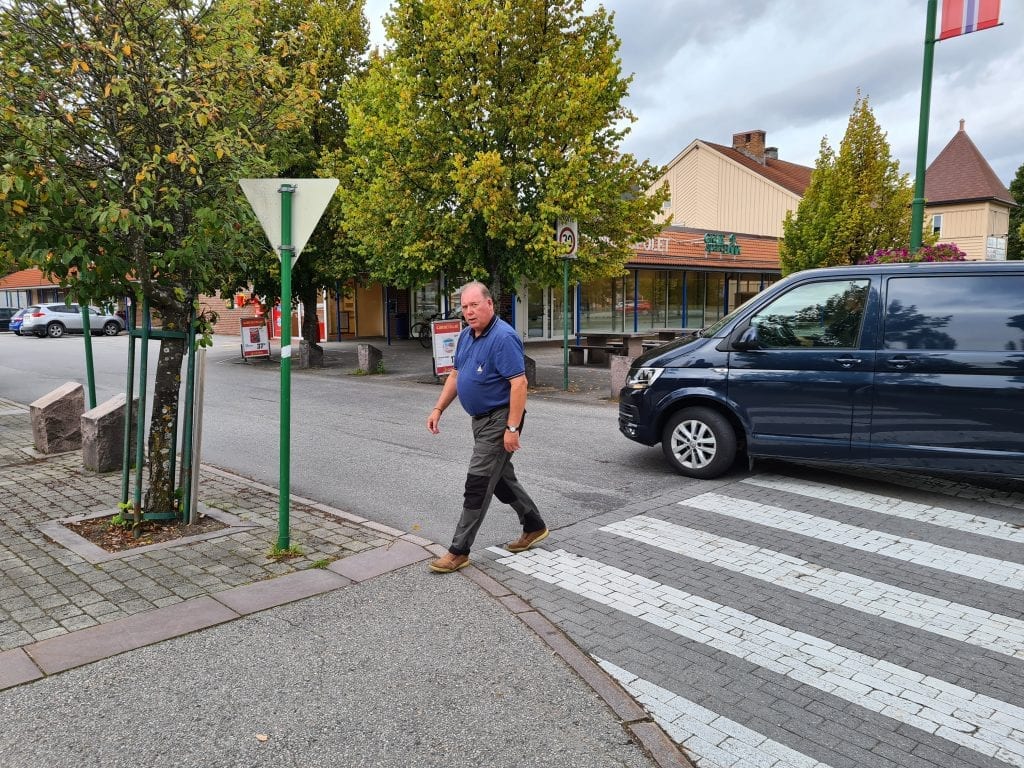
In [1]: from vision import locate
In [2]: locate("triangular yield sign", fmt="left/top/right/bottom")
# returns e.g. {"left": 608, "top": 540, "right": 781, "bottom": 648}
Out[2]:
{"left": 239, "top": 178, "right": 339, "bottom": 266}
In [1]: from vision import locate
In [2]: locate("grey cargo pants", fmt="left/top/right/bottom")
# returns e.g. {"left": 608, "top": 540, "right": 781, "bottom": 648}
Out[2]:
{"left": 447, "top": 406, "right": 545, "bottom": 556}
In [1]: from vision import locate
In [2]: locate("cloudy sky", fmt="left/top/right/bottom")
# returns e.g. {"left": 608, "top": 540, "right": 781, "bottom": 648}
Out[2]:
{"left": 362, "top": 1, "right": 1023, "bottom": 186}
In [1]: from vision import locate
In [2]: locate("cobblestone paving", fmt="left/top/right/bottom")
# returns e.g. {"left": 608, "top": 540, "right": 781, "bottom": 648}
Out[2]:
{"left": 0, "top": 401, "right": 392, "bottom": 652}
{"left": 480, "top": 466, "right": 1024, "bottom": 768}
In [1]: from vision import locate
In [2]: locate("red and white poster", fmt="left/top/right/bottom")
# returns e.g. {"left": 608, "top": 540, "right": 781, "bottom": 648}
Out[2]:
{"left": 431, "top": 319, "right": 462, "bottom": 376}
{"left": 240, "top": 316, "right": 270, "bottom": 359}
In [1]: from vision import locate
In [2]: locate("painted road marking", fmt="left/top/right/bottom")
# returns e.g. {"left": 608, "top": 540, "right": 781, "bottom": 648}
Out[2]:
{"left": 594, "top": 656, "right": 836, "bottom": 768}
{"left": 490, "top": 547, "right": 1024, "bottom": 766}
{"left": 601, "top": 515, "right": 1024, "bottom": 660}
{"left": 680, "top": 493, "right": 1024, "bottom": 589}
{"left": 743, "top": 475, "right": 1024, "bottom": 544}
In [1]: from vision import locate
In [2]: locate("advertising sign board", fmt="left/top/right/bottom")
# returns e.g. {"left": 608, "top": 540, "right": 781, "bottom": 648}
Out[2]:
{"left": 240, "top": 316, "right": 271, "bottom": 359}
{"left": 432, "top": 319, "right": 463, "bottom": 376}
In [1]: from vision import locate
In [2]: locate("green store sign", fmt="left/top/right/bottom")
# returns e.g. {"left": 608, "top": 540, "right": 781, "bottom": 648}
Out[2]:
{"left": 704, "top": 233, "right": 741, "bottom": 255}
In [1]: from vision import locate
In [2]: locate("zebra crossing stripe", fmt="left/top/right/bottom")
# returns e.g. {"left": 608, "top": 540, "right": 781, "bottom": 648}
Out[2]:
{"left": 593, "top": 656, "right": 836, "bottom": 768}
{"left": 743, "top": 475, "right": 1024, "bottom": 544}
{"left": 680, "top": 492, "right": 1024, "bottom": 590}
{"left": 601, "top": 515, "right": 1024, "bottom": 660}
{"left": 489, "top": 547, "right": 1024, "bottom": 766}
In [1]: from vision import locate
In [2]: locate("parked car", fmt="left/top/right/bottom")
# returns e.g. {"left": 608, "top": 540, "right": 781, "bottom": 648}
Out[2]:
{"left": 8, "top": 308, "right": 29, "bottom": 335}
{"left": 20, "top": 304, "right": 125, "bottom": 338}
{"left": 0, "top": 306, "right": 22, "bottom": 332}
{"left": 615, "top": 299, "right": 651, "bottom": 312}
{"left": 619, "top": 261, "right": 1024, "bottom": 479}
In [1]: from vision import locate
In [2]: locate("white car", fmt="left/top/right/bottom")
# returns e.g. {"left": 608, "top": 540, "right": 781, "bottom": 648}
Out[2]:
{"left": 20, "top": 304, "right": 125, "bottom": 338}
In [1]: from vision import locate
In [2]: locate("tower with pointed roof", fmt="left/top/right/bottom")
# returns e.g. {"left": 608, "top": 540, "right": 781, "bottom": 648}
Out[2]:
{"left": 923, "top": 120, "right": 1015, "bottom": 260}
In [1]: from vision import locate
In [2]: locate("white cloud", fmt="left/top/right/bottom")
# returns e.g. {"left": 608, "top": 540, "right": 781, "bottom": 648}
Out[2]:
{"left": 360, "top": 0, "right": 1023, "bottom": 185}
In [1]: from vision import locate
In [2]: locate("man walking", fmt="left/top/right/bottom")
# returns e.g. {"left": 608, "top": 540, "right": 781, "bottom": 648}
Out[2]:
{"left": 425, "top": 281, "right": 548, "bottom": 573}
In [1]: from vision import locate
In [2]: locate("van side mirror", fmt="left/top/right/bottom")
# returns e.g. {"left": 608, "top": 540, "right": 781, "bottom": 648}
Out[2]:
{"left": 732, "top": 325, "right": 762, "bottom": 351}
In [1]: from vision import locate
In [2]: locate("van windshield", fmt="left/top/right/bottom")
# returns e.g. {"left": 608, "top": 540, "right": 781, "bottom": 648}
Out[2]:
{"left": 701, "top": 293, "right": 763, "bottom": 337}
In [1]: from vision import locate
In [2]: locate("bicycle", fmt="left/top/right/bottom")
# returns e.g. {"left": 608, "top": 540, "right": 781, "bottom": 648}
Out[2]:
{"left": 410, "top": 309, "right": 463, "bottom": 348}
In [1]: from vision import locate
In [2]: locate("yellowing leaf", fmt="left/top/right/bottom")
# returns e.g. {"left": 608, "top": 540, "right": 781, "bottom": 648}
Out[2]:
{"left": 122, "top": 44, "right": 131, "bottom": 56}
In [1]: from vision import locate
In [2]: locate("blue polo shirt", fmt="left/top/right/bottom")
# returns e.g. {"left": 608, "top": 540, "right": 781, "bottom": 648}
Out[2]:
{"left": 454, "top": 315, "right": 525, "bottom": 417}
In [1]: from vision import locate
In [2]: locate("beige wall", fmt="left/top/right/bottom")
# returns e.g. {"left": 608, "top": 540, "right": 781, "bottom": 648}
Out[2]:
{"left": 926, "top": 200, "right": 1010, "bottom": 260}
{"left": 654, "top": 142, "right": 801, "bottom": 238}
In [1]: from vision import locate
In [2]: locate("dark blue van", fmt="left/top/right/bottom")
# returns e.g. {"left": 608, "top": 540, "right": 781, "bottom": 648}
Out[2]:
{"left": 618, "top": 261, "right": 1024, "bottom": 478}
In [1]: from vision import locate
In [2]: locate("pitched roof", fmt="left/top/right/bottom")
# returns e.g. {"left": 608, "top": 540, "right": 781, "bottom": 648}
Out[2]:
{"left": 924, "top": 121, "right": 1013, "bottom": 206}
{"left": 704, "top": 142, "right": 813, "bottom": 196}
{"left": 0, "top": 268, "right": 56, "bottom": 290}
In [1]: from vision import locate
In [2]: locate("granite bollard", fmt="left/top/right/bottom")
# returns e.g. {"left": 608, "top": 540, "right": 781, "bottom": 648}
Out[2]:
{"left": 357, "top": 343, "right": 383, "bottom": 373}
{"left": 30, "top": 382, "right": 85, "bottom": 454}
{"left": 81, "top": 394, "right": 139, "bottom": 473}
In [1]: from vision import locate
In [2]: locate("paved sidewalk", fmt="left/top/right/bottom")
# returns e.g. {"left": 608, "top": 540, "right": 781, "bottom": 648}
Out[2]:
{"left": 0, "top": 393, "right": 689, "bottom": 768}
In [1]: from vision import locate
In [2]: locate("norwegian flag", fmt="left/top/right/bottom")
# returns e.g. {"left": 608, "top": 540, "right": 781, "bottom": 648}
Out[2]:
{"left": 938, "top": 0, "right": 1001, "bottom": 40}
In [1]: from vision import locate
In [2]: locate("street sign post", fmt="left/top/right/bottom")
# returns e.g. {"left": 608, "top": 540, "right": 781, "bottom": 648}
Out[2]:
{"left": 556, "top": 219, "right": 578, "bottom": 391}
{"left": 240, "top": 178, "right": 338, "bottom": 550}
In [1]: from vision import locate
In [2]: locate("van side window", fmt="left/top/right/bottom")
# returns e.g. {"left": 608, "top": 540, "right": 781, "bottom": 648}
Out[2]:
{"left": 750, "top": 280, "right": 869, "bottom": 348}
{"left": 884, "top": 275, "right": 1024, "bottom": 351}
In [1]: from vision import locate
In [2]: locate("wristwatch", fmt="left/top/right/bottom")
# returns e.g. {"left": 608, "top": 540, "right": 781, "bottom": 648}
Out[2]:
{"left": 505, "top": 425, "right": 519, "bottom": 433}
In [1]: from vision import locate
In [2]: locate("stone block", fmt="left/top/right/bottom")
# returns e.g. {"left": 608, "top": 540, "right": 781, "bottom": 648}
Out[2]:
{"left": 523, "top": 355, "right": 537, "bottom": 386}
{"left": 81, "top": 394, "right": 139, "bottom": 473}
{"left": 357, "top": 343, "right": 383, "bottom": 373}
{"left": 30, "top": 382, "right": 84, "bottom": 454}
{"left": 610, "top": 355, "right": 636, "bottom": 400}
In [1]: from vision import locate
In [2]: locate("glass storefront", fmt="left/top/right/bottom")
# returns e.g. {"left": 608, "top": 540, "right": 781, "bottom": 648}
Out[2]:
{"left": 411, "top": 268, "right": 777, "bottom": 342}
{"left": 572, "top": 269, "right": 777, "bottom": 339}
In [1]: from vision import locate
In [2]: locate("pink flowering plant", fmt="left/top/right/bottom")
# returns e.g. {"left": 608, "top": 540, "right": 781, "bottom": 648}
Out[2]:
{"left": 856, "top": 243, "right": 967, "bottom": 265}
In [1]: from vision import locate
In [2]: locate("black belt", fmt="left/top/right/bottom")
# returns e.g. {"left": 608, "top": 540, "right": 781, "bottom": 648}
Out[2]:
{"left": 472, "top": 405, "right": 509, "bottom": 420}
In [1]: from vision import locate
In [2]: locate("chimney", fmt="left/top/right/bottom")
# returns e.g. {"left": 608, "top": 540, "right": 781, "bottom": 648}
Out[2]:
{"left": 732, "top": 130, "right": 767, "bottom": 164}
{"left": 765, "top": 146, "right": 778, "bottom": 160}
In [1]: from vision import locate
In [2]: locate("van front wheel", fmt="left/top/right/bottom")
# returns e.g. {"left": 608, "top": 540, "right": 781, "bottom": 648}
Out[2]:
{"left": 662, "top": 407, "right": 736, "bottom": 479}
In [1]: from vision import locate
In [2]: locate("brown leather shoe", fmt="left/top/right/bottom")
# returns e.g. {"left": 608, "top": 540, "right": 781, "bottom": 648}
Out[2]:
{"left": 505, "top": 528, "right": 549, "bottom": 553}
{"left": 428, "top": 552, "right": 470, "bottom": 573}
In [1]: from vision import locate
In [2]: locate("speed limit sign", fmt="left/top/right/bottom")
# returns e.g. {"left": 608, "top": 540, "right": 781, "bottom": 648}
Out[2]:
{"left": 556, "top": 219, "right": 578, "bottom": 259}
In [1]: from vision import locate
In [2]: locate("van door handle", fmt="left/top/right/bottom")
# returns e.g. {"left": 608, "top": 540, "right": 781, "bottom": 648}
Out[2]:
{"left": 835, "top": 356, "right": 862, "bottom": 368}
{"left": 888, "top": 356, "right": 914, "bottom": 370}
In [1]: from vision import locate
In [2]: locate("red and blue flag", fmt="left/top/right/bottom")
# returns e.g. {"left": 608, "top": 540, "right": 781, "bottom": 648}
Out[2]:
{"left": 938, "top": 0, "right": 1001, "bottom": 40}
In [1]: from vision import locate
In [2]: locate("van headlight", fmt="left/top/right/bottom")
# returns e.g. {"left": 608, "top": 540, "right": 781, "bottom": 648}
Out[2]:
{"left": 625, "top": 366, "right": 663, "bottom": 390}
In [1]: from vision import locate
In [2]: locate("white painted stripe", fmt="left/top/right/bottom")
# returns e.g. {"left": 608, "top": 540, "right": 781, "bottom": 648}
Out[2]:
{"left": 601, "top": 515, "right": 1024, "bottom": 660}
{"left": 489, "top": 547, "right": 1024, "bottom": 766}
{"left": 680, "top": 492, "right": 1024, "bottom": 590}
{"left": 743, "top": 474, "right": 1024, "bottom": 544}
{"left": 594, "top": 656, "right": 835, "bottom": 768}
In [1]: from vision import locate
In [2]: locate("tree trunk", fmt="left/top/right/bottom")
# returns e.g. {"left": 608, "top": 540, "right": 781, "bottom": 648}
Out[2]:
{"left": 143, "top": 304, "right": 190, "bottom": 515}
{"left": 298, "top": 287, "right": 323, "bottom": 368}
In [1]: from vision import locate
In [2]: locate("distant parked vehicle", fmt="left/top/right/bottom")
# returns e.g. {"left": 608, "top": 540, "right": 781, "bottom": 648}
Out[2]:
{"left": 0, "top": 307, "right": 23, "bottom": 332}
{"left": 20, "top": 304, "right": 125, "bottom": 338}
{"left": 8, "top": 308, "right": 28, "bottom": 335}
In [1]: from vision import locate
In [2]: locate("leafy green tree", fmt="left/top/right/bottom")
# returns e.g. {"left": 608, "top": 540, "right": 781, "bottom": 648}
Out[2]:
{"left": 327, "top": 0, "right": 666, "bottom": 301}
{"left": 780, "top": 94, "right": 913, "bottom": 275}
{"left": 1007, "top": 160, "right": 1024, "bottom": 261}
{"left": 0, "top": 0, "right": 313, "bottom": 514}
{"left": 226, "top": 0, "right": 368, "bottom": 366}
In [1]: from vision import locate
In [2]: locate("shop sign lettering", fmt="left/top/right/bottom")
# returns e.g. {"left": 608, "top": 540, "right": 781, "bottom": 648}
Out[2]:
{"left": 705, "top": 233, "right": 741, "bottom": 255}
{"left": 632, "top": 237, "right": 669, "bottom": 252}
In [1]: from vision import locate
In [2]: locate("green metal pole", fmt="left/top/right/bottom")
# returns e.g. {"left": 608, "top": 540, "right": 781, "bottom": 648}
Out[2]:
{"left": 81, "top": 306, "right": 96, "bottom": 409}
{"left": 121, "top": 298, "right": 135, "bottom": 506}
{"left": 133, "top": 298, "right": 150, "bottom": 519}
{"left": 562, "top": 258, "right": 569, "bottom": 391}
{"left": 910, "top": 0, "right": 938, "bottom": 252}
{"left": 278, "top": 183, "right": 296, "bottom": 551}
{"left": 179, "top": 305, "right": 197, "bottom": 523}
